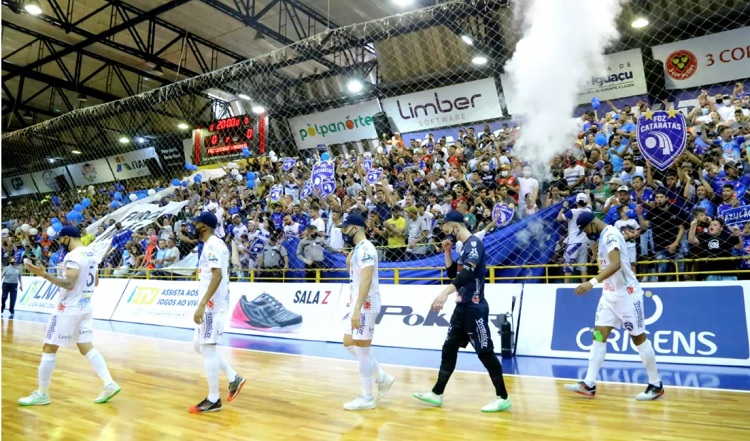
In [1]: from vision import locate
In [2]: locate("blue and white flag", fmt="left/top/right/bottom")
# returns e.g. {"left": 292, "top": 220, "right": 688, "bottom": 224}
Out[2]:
{"left": 320, "top": 177, "right": 336, "bottom": 197}
{"left": 270, "top": 184, "right": 283, "bottom": 202}
{"left": 636, "top": 110, "right": 687, "bottom": 172}
{"left": 363, "top": 158, "right": 373, "bottom": 171}
{"left": 300, "top": 179, "right": 314, "bottom": 199}
{"left": 493, "top": 203, "right": 514, "bottom": 227}
{"left": 248, "top": 237, "right": 265, "bottom": 257}
{"left": 283, "top": 158, "right": 297, "bottom": 172}
{"left": 366, "top": 168, "right": 383, "bottom": 185}
{"left": 312, "top": 160, "right": 334, "bottom": 191}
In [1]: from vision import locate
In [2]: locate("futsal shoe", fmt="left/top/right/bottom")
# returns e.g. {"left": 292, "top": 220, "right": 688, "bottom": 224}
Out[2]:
{"left": 412, "top": 391, "right": 443, "bottom": 406}
{"left": 376, "top": 374, "right": 395, "bottom": 401}
{"left": 563, "top": 381, "right": 596, "bottom": 398}
{"left": 188, "top": 398, "right": 222, "bottom": 413}
{"left": 18, "top": 391, "right": 51, "bottom": 406}
{"left": 635, "top": 382, "right": 665, "bottom": 401}
{"left": 230, "top": 294, "right": 303, "bottom": 332}
{"left": 343, "top": 395, "right": 376, "bottom": 411}
{"left": 94, "top": 383, "right": 121, "bottom": 404}
{"left": 227, "top": 375, "right": 246, "bottom": 402}
{"left": 481, "top": 396, "right": 512, "bottom": 412}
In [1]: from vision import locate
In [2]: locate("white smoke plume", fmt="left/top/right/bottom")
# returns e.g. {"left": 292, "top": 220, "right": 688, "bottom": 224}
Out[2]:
{"left": 504, "top": 0, "right": 626, "bottom": 172}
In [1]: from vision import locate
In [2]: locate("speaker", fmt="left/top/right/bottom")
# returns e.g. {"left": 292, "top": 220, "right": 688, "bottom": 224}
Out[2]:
{"left": 54, "top": 175, "right": 71, "bottom": 193}
{"left": 644, "top": 58, "right": 669, "bottom": 102}
{"left": 371, "top": 112, "right": 392, "bottom": 140}
{"left": 144, "top": 157, "right": 164, "bottom": 177}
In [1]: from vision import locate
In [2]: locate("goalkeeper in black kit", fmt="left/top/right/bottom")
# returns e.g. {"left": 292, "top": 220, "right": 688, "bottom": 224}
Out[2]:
{"left": 413, "top": 210, "right": 512, "bottom": 412}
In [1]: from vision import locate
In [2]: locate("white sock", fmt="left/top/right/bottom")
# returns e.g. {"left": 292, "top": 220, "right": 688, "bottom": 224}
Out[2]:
{"left": 584, "top": 341, "right": 607, "bottom": 387}
{"left": 201, "top": 345, "right": 221, "bottom": 403}
{"left": 636, "top": 339, "right": 661, "bottom": 385}
{"left": 38, "top": 353, "right": 56, "bottom": 394}
{"left": 345, "top": 345, "right": 385, "bottom": 383}
{"left": 218, "top": 353, "right": 237, "bottom": 383}
{"left": 85, "top": 349, "right": 114, "bottom": 386}
{"left": 354, "top": 346, "right": 374, "bottom": 400}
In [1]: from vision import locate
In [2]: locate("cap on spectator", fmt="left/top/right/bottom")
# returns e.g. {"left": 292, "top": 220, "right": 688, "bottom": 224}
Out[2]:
{"left": 609, "top": 178, "right": 623, "bottom": 187}
{"left": 576, "top": 193, "right": 588, "bottom": 204}
{"left": 617, "top": 185, "right": 629, "bottom": 192}
{"left": 57, "top": 225, "right": 81, "bottom": 238}
{"left": 576, "top": 211, "right": 596, "bottom": 229}
{"left": 439, "top": 210, "right": 465, "bottom": 225}
{"left": 654, "top": 187, "right": 668, "bottom": 196}
{"left": 405, "top": 206, "right": 418, "bottom": 215}
{"left": 336, "top": 214, "right": 366, "bottom": 228}
{"left": 190, "top": 212, "right": 218, "bottom": 229}
{"left": 724, "top": 161, "right": 738, "bottom": 169}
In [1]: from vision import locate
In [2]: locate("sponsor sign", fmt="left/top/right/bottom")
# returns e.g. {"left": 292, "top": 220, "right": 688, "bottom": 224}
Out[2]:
{"left": 636, "top": 110, "right": 688, "bottom": 171}
{"left": 2, "top": 174, "right": 36, "bottom": 196}
{"left": 381, "top": 78, "right": 503, "bottom": 133}
{"left": 16, "top": 276, "right": 126, "bottom": 320}
{"left": 106, "top": 147, "right": 160, "bottom": 180}
{"left": 31, "top": 166, "right": 74, "bottom": 193}
{"left": 88, "top": 201, "right": 188, "bottom": 263}
{"left": 66, "top": 158, "right": 116, "bottom": 186}
{"left": 652, "top": 27, "right": 750, "bottom": 90}
{"left": 110, "top": 280, "right": 202, "bottom": 328}
{"left": 289, "top": 101, "right": 380, "bottom": 150}
{"left": 155, "top": 141, "right": 186, "bottom": 172}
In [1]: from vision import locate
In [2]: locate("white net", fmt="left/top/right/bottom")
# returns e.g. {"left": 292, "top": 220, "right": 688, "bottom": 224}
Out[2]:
{"left": 2, "top": 0, "right": 750, "bottom": 284}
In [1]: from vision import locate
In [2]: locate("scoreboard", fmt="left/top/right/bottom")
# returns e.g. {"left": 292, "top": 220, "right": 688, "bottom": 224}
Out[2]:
{"left": 196, "top": 114, "right": 260, "bottom": 157}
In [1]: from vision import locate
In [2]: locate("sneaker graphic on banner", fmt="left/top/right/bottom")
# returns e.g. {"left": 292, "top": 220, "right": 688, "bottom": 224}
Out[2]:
{"left": 230, "top": 293, "right": 303, "bottom": 332}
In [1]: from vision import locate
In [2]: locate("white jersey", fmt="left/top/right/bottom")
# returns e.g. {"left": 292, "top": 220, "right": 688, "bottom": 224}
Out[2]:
{"left": 564, "top": 207, "right": 592, "bottom": 245}
{"left": 597, "top": 225, "right": 642, "bottom": 301}
{"left": 58, "top": 246, "right": 98, "bottom": 313}
{"left": 348, "top": 239, "right": 381, "bottom": 314}
{"left": 198, "top": 235, "right": 230, "bottom": 313}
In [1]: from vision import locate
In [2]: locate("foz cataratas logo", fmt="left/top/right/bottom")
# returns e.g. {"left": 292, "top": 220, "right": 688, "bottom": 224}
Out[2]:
{"left": 299, "top": 114, "right": 374, "bottom": 140}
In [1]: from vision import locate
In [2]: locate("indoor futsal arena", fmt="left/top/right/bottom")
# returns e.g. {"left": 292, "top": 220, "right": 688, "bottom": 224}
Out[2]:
{"left": 2, "top": 0, "right": 750, "bottom": 440}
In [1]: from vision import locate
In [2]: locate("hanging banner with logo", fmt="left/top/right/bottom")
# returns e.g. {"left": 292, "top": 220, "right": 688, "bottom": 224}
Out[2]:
{"left": 636, "top": 110, "right": 688, "bottom": 171}
{"left": 381, "top": 78, "right": 503, "bottom": 134}
{"left": 66, "top": 158, "right": 116, "bottom": 186}
{"left": 651, "top": 27, "right": 750, "bottom": 90}
{"left": 366, "top": 168, "right": 383, "bottom": 185}
{"left": 289, "top": 101, "right": 380, "bottom": 150}
{"left": 88, "top": 200, "right": 188, "bottom": 263}
{"left": 106, "top": 147, "right": 160, "bottom": 180}
{"left": 282, "top": 158, "right": 297, "bottom": 172}
{"left": 2, "top": 174, "right": 36, "bottom": 196}
{"left": 300, "top": 179, "right": 314, "bottom": 199}
{"left": 270, "top": 184, "right": 283, "bottom": 202}
{"left": 30, "top": 166, "right": 74, "bottom": 194}
{"left": 492, "top": 203, "right": 515, "bottom": 227}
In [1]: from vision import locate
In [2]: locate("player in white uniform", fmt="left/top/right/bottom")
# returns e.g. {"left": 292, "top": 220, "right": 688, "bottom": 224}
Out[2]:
{"left": 564, "top": 212, "right": 664, "bottom": 400}
{"left": 19, "top": 226, "right": 121, "bottom": 406}
{"left": 188, "top": 212, "right": 246, "bottom": 413}
{"left": 338, "top": 214, "right": 394, "bottom": 410}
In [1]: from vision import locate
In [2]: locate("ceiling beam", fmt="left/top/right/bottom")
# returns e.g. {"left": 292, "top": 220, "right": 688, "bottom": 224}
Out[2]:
{"left": 3, "top": 61, "right": 121, "bottom": 102}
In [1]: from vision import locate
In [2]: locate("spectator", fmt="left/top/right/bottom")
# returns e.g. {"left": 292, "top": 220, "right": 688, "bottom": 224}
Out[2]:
{"left": 557, "top": 192, "right": 592, "bottom": 283}
{"left": 688, "top": 217, "right": 743, "bottom": 281}
{"left": 297, "top": 225, "right": 329, "bottom": 282}
{"left": 637, "top": 189, "right": 689, "bottom": 281}
{"left": 257, "top": 231, "right": 288, "bottom": 282}
{"left": 404, "top": 206, "right": 430, "bottom": 256}
{"left": 614, "top": 204, "right": 641, "bottom": 273}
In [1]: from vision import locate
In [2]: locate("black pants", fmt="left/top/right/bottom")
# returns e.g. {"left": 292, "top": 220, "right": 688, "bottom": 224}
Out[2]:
{"left": 305, "top": 261, "right": 325, "bottom": 282}
{"left": 2, "top": 283, "right": 18, "bottom": 314}
{"left": 259, "top": 266, "right": 284, "bottom": 283}
{"left": 446, "top": 302, "right": 495, "bottom": 354}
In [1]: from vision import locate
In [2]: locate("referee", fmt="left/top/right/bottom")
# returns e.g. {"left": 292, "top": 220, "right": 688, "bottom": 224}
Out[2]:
{"left": 413, "top": 210, "right": 512, "bottom": 412}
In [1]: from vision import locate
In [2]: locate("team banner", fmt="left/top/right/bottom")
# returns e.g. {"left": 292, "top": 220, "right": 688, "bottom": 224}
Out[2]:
{"left": 381, "top": 78, "right": 503, "bottom": 133}
{"left": 636, "top": 110, "right": 688, "bottom": 171}
{"left": 88, "top": 201, "right": 189, "bottom": 263}
{"left": 288, "top": 101, "right": 380, "bottom": 150}
{"left": 363, "top": 157, "right": 373, "bottom": 171}
{"left": 66, "top": 158, "right": 116, "bottom": 186}
{"left": 106, "top": 147, "right": 160, "bottom": 180}
{"left": 31, "top": 166, "right": 75, "bottom": 194}
{"left": 312, "top": 160, "right": 336, "bottom": 197}
{"left": 282, "top": 158, "right": 297, "bottom": 172}
{"left": 493, "top": 203, "right": 515, "bottom": 227}
{"left": 16, "top": 276, "right": 126, "bottom": 320}
{"left": 269, "top": 184, "right": 283, "bottom": 202}
{"left": 1, "top": 174, "right": 37, "bottom": 196}
{"left": 502, "top": 49, "right": 648, "bottom": 114}
{"left": 721, "top": 206, "right": 750, "bottom": 227}
{"left": 366, "top": 168, "right": 383, "bottom": 185}
{"left": 300, "top": 179, "right": 314, "bottom": 199}
{"left": 651, "top": 27, "right": 750, "bottom": 90}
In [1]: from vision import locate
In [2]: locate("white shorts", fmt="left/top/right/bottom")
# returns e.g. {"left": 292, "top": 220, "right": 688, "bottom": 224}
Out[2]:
{"left": 194, "top": 311, "right": 226, "bottom": 345}
{"left": 342, "top": 311, "right": 377, "bottom": 341}
{"left": 595, "top": 295, "right": 646, "bottom": 336}
{"left": 626, "top": 244, "right": 637, "bottom": 263}
{"left": 44, "top": 312, "right": 94, "bottom": 346}
{"left": 564, "top": 241, "right": 590, "bottom": 273}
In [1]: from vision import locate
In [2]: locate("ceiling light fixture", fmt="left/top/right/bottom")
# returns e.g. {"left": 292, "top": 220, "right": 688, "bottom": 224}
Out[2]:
{"left": 177, "top": 123, "right": 190, "bottom": 130}
{"left": 461, "top": 35, "right": 474, "bottom": 45}
{"left": 631, "top": 17, "right": 649, "bottom": 28}
{"left": 119, "top": 137, "right": 130, "bottom": 144}
{"left": 238, "top": 94, "right": 251, "bottom": 100}
{"left": 24, "top": 1, "right": 42, "bottom": 15}
{"left": 251, "top": 105, "right": 266, "bottom": 114}
{"left": 346, "top": 79, "right": 364, "bottom": 94}
{"left": 471, "top": 55, "right": 488, "bottom": 66}
{"left": 71, "top": 150, "right": 82, "bottom": 155}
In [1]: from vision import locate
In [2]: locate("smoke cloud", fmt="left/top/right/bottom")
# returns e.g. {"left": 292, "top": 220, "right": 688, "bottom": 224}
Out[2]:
{"left": 504, "top": 0, "right": 625, "bottom": 171}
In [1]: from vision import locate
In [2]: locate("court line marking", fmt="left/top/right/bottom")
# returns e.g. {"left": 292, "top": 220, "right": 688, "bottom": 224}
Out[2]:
{"left": 9, "top": 317, "right": 750, "bottom": 395}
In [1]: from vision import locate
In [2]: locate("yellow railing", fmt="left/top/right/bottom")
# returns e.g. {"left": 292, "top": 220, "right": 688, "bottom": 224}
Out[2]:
{"left": 84, "top": 255, "right": 749, "bottom": 284}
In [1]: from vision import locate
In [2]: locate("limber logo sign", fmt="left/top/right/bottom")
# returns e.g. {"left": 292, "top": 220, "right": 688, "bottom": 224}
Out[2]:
{"left": 375, "top": 305, "right": 507, "bottom": 330}
{"left": 550, "top": 286, "right": 749, "bottom": 360}
{"left": 381, "top": 78, "right": 503, "bottom": 133}
{"left": 289, "top": 101, "right": 380, "bottom": 150}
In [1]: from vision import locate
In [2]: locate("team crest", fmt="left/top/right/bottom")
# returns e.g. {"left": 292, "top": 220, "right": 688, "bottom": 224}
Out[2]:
{"left": 636, "top": 110, "right": 687, "bottom": 172}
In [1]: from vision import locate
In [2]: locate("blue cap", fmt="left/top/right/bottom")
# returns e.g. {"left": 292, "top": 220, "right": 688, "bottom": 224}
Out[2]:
{"left": 57, "top": 225, "right": 81, "bottom": 238}
{"left": 190, "top": 212, "right": 218, "bottom": 229}
{"left": 576, "top": 211, "right": 596, "bottom": 229}
{"left": 440, "top": 210, "right": 466, "bottom": 225}
{"left": 336, "top": 214, "right": 366, "bottom": 228}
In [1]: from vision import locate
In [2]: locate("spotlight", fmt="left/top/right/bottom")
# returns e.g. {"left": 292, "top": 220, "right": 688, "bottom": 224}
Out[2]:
{"left": 471, "top": 55, "right": 488, "bottom": 66}
{"left": 177, "top": 123, "right": 190, "bottom": 130}
{"left": 136, "top": 137, "right": 147, "bottom": 144}
{"left": 346, "top": 79, "right": 364, "bottom": 94}
{"left": 461, "top": 35, "right": 474, "bottom": 46}
{"left": 119, "top": 137, "right": 129, "bottom": 144}
{"left": 24, "top": 1, "right": 42, "bottom": 15}
{"left": 71, "top": 150, "right": 82, "bottom": 155}
{"left": 631, "top": 17, "right": 649, "bottom": 28}
{"left": 252, "top": 105, "right": 266, "bottom": 114}
{"left": 238, "top": 94, "right": 251, "bottom": 100}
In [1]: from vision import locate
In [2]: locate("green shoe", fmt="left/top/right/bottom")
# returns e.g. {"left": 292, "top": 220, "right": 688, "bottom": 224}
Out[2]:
{"left": 18, "top": 391, "right": 51, "bottom": 406}
{"left": 413, "top": 391, "right": 443, "bottom": 406}
{"left": 481, "top": 396, "right": 512, "bottom": 412}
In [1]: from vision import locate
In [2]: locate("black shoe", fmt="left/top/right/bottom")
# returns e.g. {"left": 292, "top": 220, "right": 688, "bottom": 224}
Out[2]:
{"left": 188, "top": 398, "right": 222, "bottom": 413}
{"left": 228, "top": 375, "right": 246, "bottom": 402}
{"left": 230, "top": 293, "right": 303, "bottom": 332}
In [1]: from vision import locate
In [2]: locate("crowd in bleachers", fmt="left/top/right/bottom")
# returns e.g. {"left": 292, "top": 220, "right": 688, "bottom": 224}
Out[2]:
{"left": 2, "top": 85, "right": 750, "bottom": 282}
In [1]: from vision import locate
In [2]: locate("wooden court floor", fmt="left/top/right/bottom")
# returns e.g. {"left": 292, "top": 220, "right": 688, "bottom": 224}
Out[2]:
{"left": 2, "top": 320, "right": 749, "bottom": 441}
